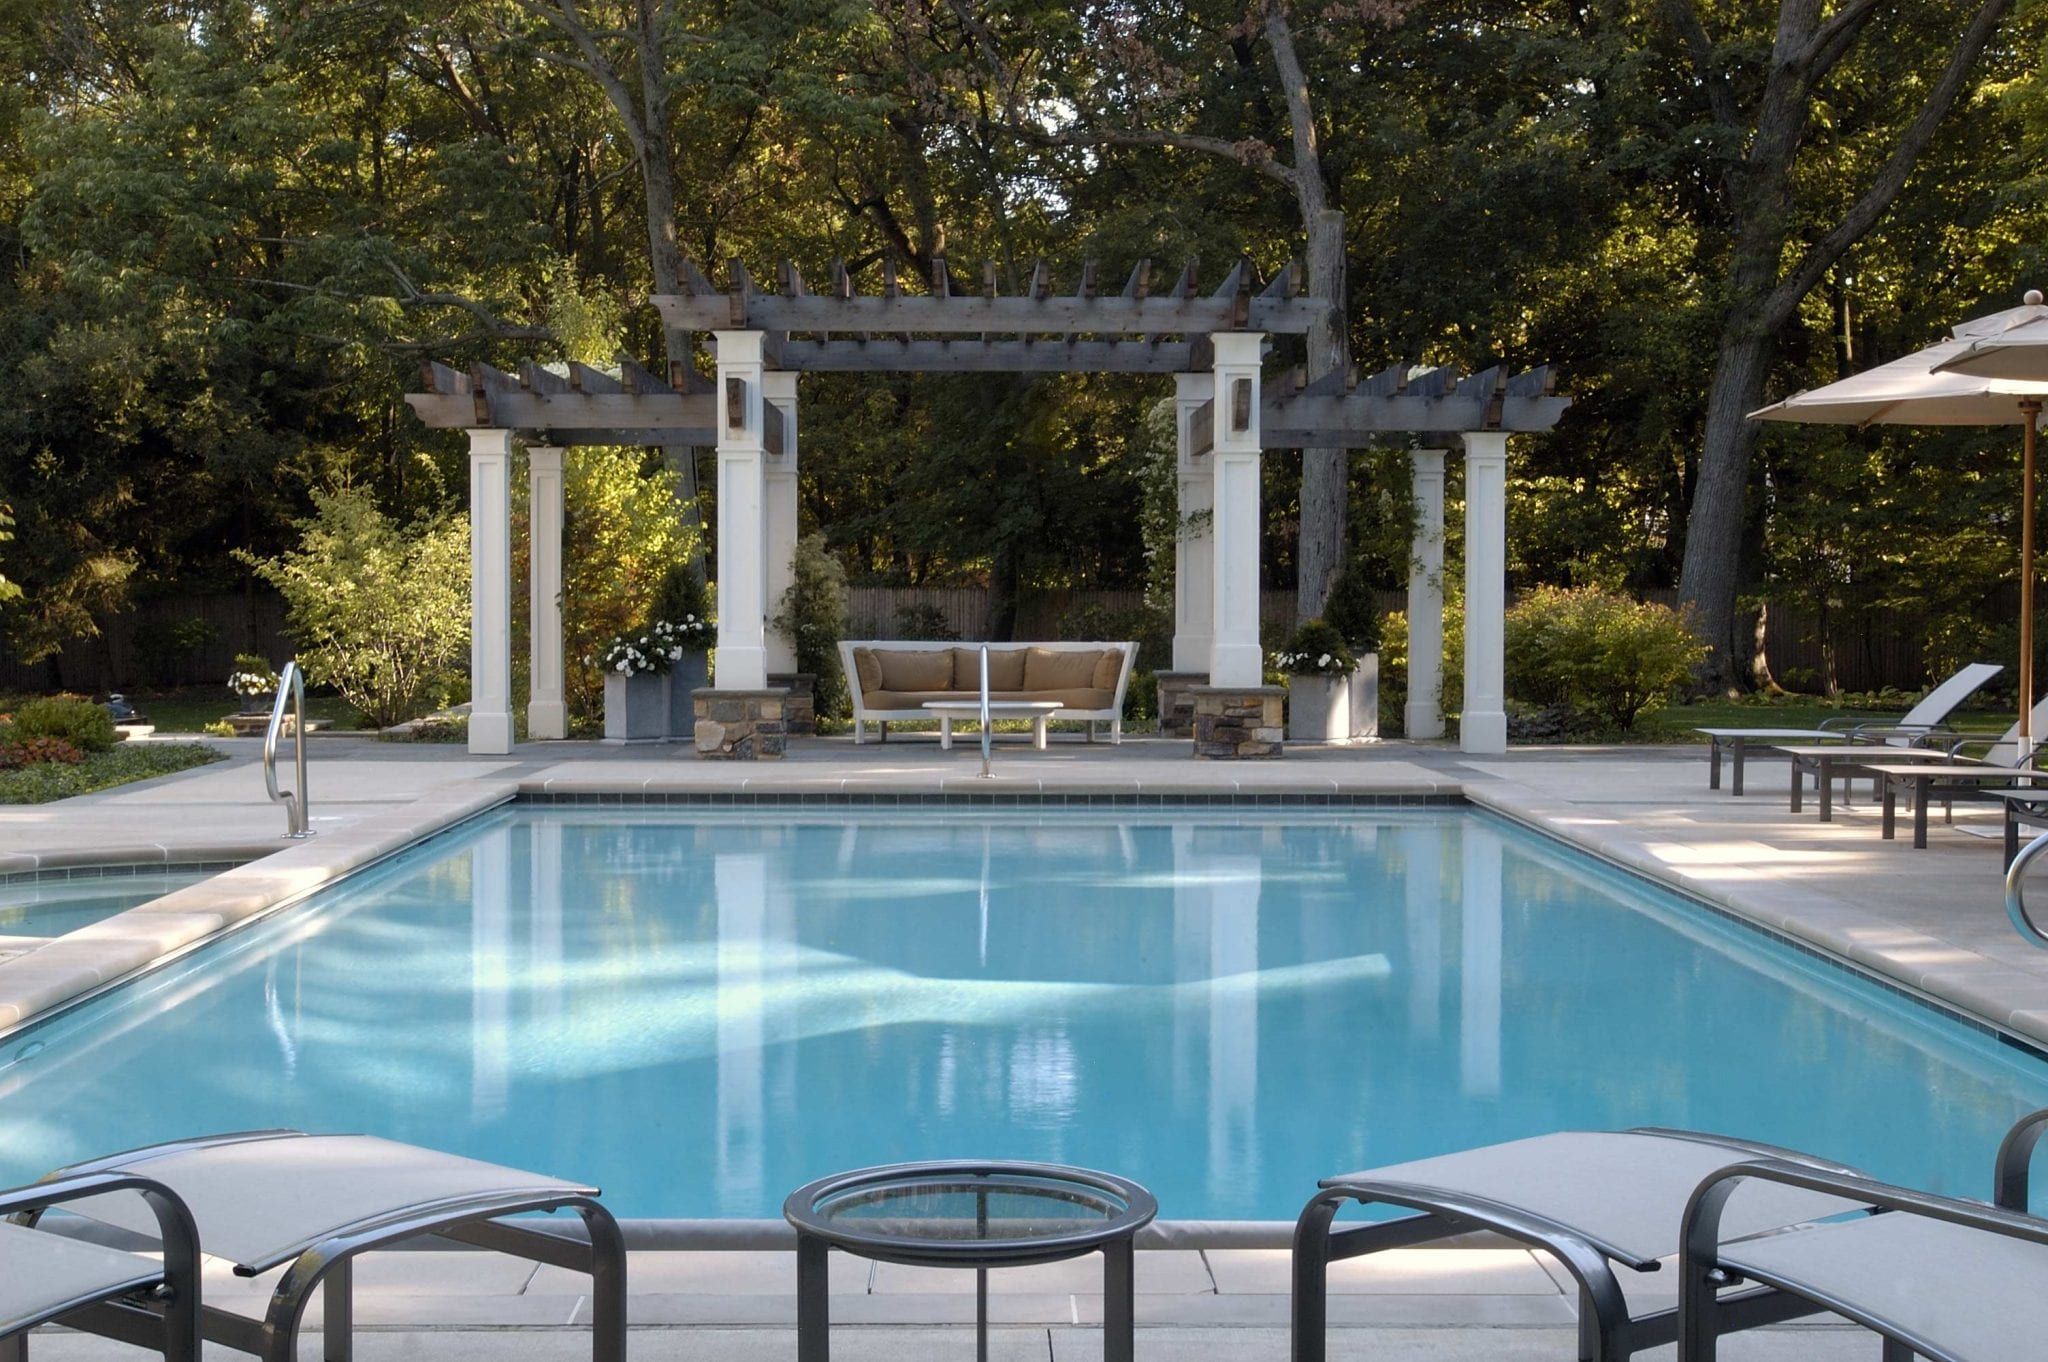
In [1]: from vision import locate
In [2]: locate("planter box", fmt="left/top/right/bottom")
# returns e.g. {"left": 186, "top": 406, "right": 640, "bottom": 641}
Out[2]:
{"left": 664, "top": 650, "right": 711, "bottom": 740}
{"left": 1285, "top": 674, "right": 1351, "bottom": 743}
{"left": 1348, "top": 654, "right": 1380, "bottom": 741}
{"left": 604, "top": 671, "right": 669, "bottom": 742}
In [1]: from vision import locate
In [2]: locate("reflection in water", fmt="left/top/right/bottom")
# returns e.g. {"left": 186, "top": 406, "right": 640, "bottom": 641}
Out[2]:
{"left": 0, "top": 808, "right": 2044, "bottom": 1219}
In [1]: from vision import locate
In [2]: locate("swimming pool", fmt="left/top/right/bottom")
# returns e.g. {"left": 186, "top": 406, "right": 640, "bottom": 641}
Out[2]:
{"left": 0, "top": 804, "right": 2042, "bottom": 1220}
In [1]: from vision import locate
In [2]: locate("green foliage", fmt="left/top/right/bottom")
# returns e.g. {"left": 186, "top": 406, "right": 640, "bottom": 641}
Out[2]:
{"left": 894, "top": 602, "right": 959, "bottom": 641}
{"left": 8, "top": 697, "right": 117, "bottom": 753}
{"left": 648, "top": 563, "right": 713, "bottom": 634}
{"left": 0, "top": 742, "right": 222, "bottom": 805}
{"left": 1380, "top": 597, "right": 1465, "bottom": 737}
{"left": 772, "top": 534, "right": 850, "bottom": 716}
{"left": 1504, "top": 586, "right": 1707, "bottom": 731}
{"left": 133, "top": 617, "right": 220, "bottom": 685}
{"left": 201, "top": 720, "right": 237, "bottom": 738}
{"left": 1321, "top": 560, "right": 1384, "bottom": 654}
{"left": 1275, "top": 619, "right": 1357, "bottom": 677}
{"left": 1057, "top": 600, "right": 1167, "bottom": 671}
{"left": 239, "top": 488, "right": 469, "bottom": 729}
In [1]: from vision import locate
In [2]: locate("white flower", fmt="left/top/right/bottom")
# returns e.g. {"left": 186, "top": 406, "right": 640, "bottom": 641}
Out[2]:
{"left": 1318, "top": 653, "right": 1331, "bottom": 667}
{"left": 614, "top": 661, "right": 629, "bottom": 673}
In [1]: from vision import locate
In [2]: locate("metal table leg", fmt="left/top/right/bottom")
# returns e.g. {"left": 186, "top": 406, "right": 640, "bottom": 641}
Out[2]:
{"left": 1102, "top": 1238, "right": 1135, "bottom": 1362}
{"left": 1818, "top": 756, "right": 1833, "bottom": 822}
{"left": 1730, "top": 737, "right": 1745, "bottom": 796}
{"left": 797, "top": 1232, "right": 831, "bottom": 1362}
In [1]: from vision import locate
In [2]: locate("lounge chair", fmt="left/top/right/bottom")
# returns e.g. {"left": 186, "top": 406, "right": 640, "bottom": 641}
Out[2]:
{"left": 1291, "top": 1128, "right": 1868, "bottom": 1361}
{"left": 1680, "top": 1109, "right": 2048, "bottom": 1360}
{"left": 1694, "top": 662, "right": 2000, "bottom": 795}
{"left": 17, "top": 1130, "right": 625, "bottom": 1362}
{"left": 0, "top": 1169, "right": 199, "bottom": 1361}
{"left": 1774, "top": 690, "right": 2048, "bottom": 826}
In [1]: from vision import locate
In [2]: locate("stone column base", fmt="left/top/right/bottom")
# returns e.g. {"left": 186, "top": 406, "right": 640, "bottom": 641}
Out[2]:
{"left": 1156, "top": 671, "right": 1209, "bottom": 739}
{"left": 693, "top": 688, "right": 789, "bottom": 760}
{"left": 767, "top": 673, "right": 817, "bottom": 736}
{"left": 1191, "top": 685, "right": 1285, "bottom": 759}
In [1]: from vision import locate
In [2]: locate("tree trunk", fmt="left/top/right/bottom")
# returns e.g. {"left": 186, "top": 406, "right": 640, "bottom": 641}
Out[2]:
{"left": 1678, "top": 326, "right": 1775, "bottom": 689}
{"left": 1297, "top": 208, "right": 1350, "bottom": 620}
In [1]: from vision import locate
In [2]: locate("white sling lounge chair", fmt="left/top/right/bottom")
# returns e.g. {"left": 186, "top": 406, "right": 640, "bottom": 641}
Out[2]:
{"left": 1681, "top": 1109, "right": 2048, "bottom": 1361}
{"left": 1694, "top": 661, "right": 2000, "bottom": 795}
{"left": 0, "top": 1169, "right": 199, "bottom": 1361}
{"left": 19, "top": 1130, "right": 625, "bottom": 1362}
{"left": 1291, "top": 1128, "right": 1867, "bottom": 1361}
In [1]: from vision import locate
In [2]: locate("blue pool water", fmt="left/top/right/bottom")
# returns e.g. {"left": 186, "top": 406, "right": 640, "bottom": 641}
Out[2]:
{"left": 0, "top": 805, "right": 2043, "bottom": 1219}
{"left": 0, "top": 869, "right": 212, "bottom": 939}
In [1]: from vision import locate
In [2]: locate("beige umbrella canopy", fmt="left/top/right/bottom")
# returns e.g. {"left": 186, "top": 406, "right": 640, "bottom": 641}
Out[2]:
{"left": 1751, "top": 295, "right": 2048, "bottom": 746}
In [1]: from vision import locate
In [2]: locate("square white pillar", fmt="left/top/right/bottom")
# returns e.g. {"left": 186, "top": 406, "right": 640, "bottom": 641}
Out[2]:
{"left": 714, "top": 330, "right": 769, "bottom": 690}
{"left": 1406, "top": 448, "right": 1448, "bottom": 740}
{"left": 1208, "top": 332, "right": 1265, "bottom": 687}
{"left": 762, "top": 371, "right": 800, "bottom": 675}
{"left": 467, "top": 428, "right": 514, "bottom": 755}
{"left": 1171, "top": 374, "right": 1215, "bottom": 674}
{"left": 1461, "top": 432, "right": 1509, "bottom": 754}
{"left": 525, "top": 444, "right": 567, "bottom": 740}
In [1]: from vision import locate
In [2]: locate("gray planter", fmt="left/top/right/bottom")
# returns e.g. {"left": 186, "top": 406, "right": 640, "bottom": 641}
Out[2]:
{"left": 603, "top": 671, "right": 668, "bottom": 742}
{"left": 1286, "top": 673, "right": 1351, "bottom": 743}
{"left": 1348, "top": 654, "right": 1380, "bottom": 741}
{"left": 665, "top": 650, "right": 711, "bottom": 739}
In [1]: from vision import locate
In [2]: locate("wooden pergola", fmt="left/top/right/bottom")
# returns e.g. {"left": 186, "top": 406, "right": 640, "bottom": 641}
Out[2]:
{"left": 407, "top": 256, "right": 1567, "bottom": 757}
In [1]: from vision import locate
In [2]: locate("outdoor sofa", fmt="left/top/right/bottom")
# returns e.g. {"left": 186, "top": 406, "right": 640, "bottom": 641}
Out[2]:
{"left": 1693, "top": 661, "right": 2000, "bottom": 796}
{"left": 1293, "top": 1107, "right": 2048, "bottom": 1361}
{"left": 3, "top": 1129, "right": 624, "bottom": 1362}
{"left": 839, "top": 640, "right": 1138, "bottom": 745}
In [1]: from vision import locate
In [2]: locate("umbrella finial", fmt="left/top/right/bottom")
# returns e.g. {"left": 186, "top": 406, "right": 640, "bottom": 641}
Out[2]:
{"left": 2027, "top": 288, "right": 2044, "bottom": 306}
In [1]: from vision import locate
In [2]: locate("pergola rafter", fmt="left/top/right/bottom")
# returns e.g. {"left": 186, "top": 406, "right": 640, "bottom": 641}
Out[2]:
{"left": 405, "top": 358, "right": 717, "bottom": 446}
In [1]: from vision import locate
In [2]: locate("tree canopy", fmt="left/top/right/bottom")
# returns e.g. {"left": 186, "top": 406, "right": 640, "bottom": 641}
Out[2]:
{"left": 2, "top": 0, "right": 2045, "bottom": 693}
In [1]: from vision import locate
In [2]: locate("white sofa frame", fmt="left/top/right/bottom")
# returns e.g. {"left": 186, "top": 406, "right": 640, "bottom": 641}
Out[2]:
{"left": 839, "top": 639, "right": 1138, "bottom": 745}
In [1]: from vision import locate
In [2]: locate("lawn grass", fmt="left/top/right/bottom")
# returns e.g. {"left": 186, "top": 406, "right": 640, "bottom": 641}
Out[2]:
{"left": 118, "top": 689, "right": 365, "bottom": 734}
{"left": 0, "top": 742, "right": 224, "bottom": 804}
{"left": 1643, "top": 698, "right": 2015, "bottom": 744}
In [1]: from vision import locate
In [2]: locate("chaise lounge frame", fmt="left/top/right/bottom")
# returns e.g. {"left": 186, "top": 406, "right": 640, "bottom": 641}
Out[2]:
{"left": 20, "top": 1130, "right": 626, "bottom": 1362}
{"left": 0, "top": 1171, "right": 200, "bottom": 1362}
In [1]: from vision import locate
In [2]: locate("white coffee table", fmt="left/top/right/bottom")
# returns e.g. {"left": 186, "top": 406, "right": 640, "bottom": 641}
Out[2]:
{"left": 923, "top": 700, "right": 1064, "bottom": 751}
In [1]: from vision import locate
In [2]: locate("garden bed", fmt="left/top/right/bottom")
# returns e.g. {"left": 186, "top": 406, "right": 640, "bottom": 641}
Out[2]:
{"left": 0, "top": 743, "right": 224, "bottom": 804}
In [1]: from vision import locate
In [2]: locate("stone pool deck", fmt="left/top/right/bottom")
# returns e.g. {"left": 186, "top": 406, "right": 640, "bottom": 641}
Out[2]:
{"left": 1, "top": 731, "right": 2037, "bottom": 1358}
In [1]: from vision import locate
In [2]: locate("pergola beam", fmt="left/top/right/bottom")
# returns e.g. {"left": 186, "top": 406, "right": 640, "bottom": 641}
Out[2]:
{"left": 405, "top": 358, "right": 717, "bottom": 443}
{"left": 764, "top": 338, "right": 1203, "bottom": 373}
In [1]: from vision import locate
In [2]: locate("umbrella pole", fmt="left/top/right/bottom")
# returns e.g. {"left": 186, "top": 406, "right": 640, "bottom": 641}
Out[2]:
{"left": 2027, "top": 399, "right": 2042, "bottom": 755}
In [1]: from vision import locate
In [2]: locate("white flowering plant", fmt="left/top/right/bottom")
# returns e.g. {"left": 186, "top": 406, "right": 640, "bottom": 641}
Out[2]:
{"left": 228, "top": 654, "right": 280, "bottom": 697}
{"left": 1272, "top": 619, "right": 1358, "bottom": 677}
{"left": 649, "top": 613, "right": 713, "bottom": 648}
{"left": 592, "top": 630, "right": 674, "bottom": 676}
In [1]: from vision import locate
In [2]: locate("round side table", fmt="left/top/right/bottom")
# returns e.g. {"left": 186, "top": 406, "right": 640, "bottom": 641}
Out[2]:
{"left": 783, "top": 1160, "right": 1157, "bottom": 1362}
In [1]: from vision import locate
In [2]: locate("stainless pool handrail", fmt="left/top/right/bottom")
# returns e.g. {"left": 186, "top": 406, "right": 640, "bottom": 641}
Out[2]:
{"left": 979, "top": 644, "right": 993, "bottom": 778}
{"left": 264, "top": 660, "right": 313, "bottom": 839}
{"left": 2004, "top": 827, "right": 2048, "bottom": 948}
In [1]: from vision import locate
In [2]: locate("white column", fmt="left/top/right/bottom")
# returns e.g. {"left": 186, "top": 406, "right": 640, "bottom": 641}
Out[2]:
{"left": 1172, "top": 375, "right": 1215, "bottom": 673}
{"left": 1461, "top": 432, "right": 1509, "bottom": 754}
{"left": 762, "top": 372, "right": 800, "bottom": 675}
{"left": 467, "top": 428, "right": 515, "bottom": 754}
{"left": 525, "top": 444, "right": 567, "bottom": 740}
{"left": 1406, "top": 448, "right": 1448, "bottom": 740}
{"left": 1459, "top": 823, "right": 1502, "bottom": 1097}
{"left": 1209, "top": 332, "right": 1265, "bottom": 687}
{"left": 714, "top": 331, "right": 769, "bottom": 689}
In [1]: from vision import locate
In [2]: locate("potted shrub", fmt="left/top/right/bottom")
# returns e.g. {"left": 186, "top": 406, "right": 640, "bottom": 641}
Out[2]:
{"left": 647, "top": 566, "right": 715, "bottom": 739}
{"left": 1323, "top": 561, "right": 1383, "bottom": 741}
{"left": 228, "top": 655, "right": 280, "bottom": 714}
{"left": 594, "top": 632, "right": 673, "bottom": 742}
{"left": 1275, "top": 619, "right": 1357, "bottom": 743}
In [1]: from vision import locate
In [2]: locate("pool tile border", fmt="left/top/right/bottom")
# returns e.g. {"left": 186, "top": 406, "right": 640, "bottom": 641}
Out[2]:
{"left": 516, "top": 790, "right": 1465, "bottom": 808}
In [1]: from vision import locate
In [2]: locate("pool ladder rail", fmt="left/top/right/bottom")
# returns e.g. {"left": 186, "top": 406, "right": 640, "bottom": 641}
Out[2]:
{"left": 263, "top": 660, "right": 314, "bottom": 839}
{"left": 2006, "top": 828, "right": 2048, "bottom": 948}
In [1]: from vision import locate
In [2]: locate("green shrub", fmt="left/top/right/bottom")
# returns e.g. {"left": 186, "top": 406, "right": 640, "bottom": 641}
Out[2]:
{"left": 1505, "top": 586, "right": 1706, "bottom": 731}
{"left": 895, "top": 602, "right": 959, "bottom": 641}
{"left": 1274, "top": 618, "right": 1357, "bottom": 676}
{"left": 239, "top": 488, "right": 470, "bottom": 729}
{"left": 771, "top": 534, "right": 850, "bottom": 718}
{"left": 648, "top": 563, "right": 713, "bottom": 636}
{"left": 201, "top": 720, "right": 237, "bottom": 738}
{"left": 1057, "top": 600, "right": 1168, "bottom": 670}
{"left": 9, "top": 697, "right": 117, "bottom": 752}
{"left": 1322, "top": 559, "right": 1384, "bottom": 653}
{"left": 1379, "top": 596, "right": 1465, "bottom": 736}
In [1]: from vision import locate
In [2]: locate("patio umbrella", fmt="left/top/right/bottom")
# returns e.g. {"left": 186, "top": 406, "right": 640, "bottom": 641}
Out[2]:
{"left": 1750, "top": 294, "right": 2048, "bottom": 747}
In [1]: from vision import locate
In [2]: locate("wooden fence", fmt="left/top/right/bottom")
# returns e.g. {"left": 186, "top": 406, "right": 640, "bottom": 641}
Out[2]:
{"left": 0, "top": 583, "right": 1937, "bottom": 697}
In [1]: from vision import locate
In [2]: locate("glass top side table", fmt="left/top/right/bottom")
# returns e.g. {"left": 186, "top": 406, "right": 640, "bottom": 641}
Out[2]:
{"left": 784, "top": 1160, "right": 1158, "bottom": 1362}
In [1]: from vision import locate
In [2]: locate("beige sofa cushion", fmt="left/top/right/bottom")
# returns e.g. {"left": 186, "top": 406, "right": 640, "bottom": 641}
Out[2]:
{"left": 852, "top": 648, "right": 884, "bottom": 696}
{"left": 983, "top": 648, "right": 1028, "bottom": 691}
{"left": 878, "top": 649, "right": 953, "bottom": 692}
{"left": 1092, "top": 649, "right": 1123, "bottom": 690}
{"left": 949, "top": 647, "right": 986, "bottom": 691}
{"left": 864, "top": 688, "right": 1116, "bottom": 712}
{"left": 1024, "top": 647, "right": 1101, "bottom": 692}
